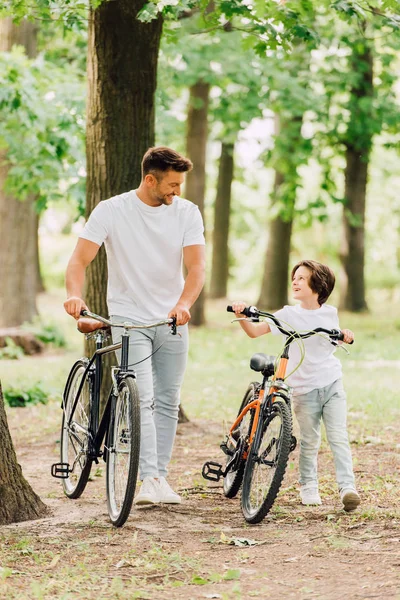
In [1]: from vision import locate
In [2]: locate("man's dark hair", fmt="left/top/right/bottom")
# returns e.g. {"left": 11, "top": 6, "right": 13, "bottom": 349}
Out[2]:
{"left": 291, "top": 260, "right": 335, "bottom": 306}
{"left": 142, "top": 146, "right": 193, "bottom": 179}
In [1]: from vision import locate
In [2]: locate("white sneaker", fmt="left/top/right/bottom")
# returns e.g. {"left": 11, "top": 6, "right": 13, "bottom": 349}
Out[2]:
{"left": 340, "top": 488, "right": 360, "bottom": 512}
{"left": 158, "top": 477, "right": 181, "bottom": 504}
{"left": 134, "top": 477, "right": 160, "bottom": 505}
{"left": 300, "top": 484, "right": 322, "bottom": 506}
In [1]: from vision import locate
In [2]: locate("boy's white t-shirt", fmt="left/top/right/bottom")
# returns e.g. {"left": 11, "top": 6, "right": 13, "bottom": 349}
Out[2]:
{"left": 79, "top": 191, "right": 205, "bottom": 322}
{"left": 268, "top": 304, "right": 342, "bottom": 395}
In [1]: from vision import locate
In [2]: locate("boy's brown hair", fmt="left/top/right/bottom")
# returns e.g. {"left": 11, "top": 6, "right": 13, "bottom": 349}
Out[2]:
{"left": 141, "top": 146, "right": 193, "bottom": 179}
{"left": 291, "top": 260, "right": 335, "bottom": 306}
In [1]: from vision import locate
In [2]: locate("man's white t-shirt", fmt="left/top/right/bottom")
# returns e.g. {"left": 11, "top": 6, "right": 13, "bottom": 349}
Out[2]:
{"left": 79, "top": 190, "right": 205, "bottom": 322}
{"left": 268, "top": 304, "right": 342, "bottom": 395}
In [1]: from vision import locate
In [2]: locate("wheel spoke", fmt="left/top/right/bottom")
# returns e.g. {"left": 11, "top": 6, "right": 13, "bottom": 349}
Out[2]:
{"left": 60, "top": 361, "right": 92, "bottom": 498}
{"left": 241, "top": 400, "right": 292, "bottom": 523}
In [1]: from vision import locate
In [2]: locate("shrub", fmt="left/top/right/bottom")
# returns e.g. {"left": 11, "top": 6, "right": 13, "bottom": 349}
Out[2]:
{"left": 3, "top": 383, "right": 49, "bottom": 408}
{"left": 23, "top": 319, "right": 66, "bottom": 348}
{"left": 0, "top": 338, "right": 25, "bottom": 360}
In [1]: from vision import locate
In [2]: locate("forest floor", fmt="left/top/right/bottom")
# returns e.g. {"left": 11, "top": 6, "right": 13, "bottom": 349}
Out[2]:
{"left": 1, "top": 401, "right": 399, "bottom": 600}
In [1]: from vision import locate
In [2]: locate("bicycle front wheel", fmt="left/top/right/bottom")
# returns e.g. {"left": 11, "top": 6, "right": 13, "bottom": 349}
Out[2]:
{"left": 60, "top": 359, "right": 93, "bottom": 499}
{"left": 223, "top": 382, "right": 259, "bottom": 499}
{"left": 241, "top": 399, "right": 292, "bottom": 524}
{"left": 106, "top": 375, "right": 140, "bottom": 527}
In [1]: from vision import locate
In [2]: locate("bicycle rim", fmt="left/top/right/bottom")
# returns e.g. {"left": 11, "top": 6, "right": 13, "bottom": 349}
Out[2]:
{"left": 241, "top": 400, "right": 292, "bottom": 524}
{"left": 61, "top": 360, "right": 92, "bottom": 499}
{"left": 106, "top": 376, "right": 140, "bottom": 527}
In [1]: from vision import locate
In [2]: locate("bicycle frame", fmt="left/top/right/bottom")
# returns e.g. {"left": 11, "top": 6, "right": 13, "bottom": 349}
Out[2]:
{"left": 228, "top": 344, "right": 291, "bottom": 456}
{"left": 65, "top": 328, "right": 134, "bottom": 464}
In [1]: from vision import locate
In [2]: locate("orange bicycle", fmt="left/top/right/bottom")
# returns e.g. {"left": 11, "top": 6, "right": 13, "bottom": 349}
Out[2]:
{"left": 202, "top": 305, "right": 348, "bottom": 524}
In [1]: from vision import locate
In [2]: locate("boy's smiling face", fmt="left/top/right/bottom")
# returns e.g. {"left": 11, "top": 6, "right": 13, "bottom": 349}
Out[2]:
{"left": 292, "top": 266, "right": 319, "bottom": 306}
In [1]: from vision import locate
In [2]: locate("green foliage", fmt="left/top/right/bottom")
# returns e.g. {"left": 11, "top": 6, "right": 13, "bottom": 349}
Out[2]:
{"left": 3, "top": 383, "right": 48, "bottom": 407}
{"left": 0, "top": 338, "right": 25, "bottom": 360}
{"left": 0, "top": 46, "right": 86, "bottom": 213}
{"left": 22, "top": 319, "right": 66, "bottom": 348}
{"left": 0, "top": 0, "right": 94, "bottom": 28}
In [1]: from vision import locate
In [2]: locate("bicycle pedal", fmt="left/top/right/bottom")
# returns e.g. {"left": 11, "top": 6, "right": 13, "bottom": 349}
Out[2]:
{"left": 51, "top": 462, "right": 71, "bottom": 479}
{"left": 202, "top": 461, "right": 224, "bottom": 482}
{"left": 290, "top": 435, "right": 297, "bottom": 453}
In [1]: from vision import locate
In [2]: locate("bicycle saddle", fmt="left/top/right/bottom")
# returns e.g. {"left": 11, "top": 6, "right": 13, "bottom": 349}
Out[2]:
{"left": 77, "top": 317, "right": 111, "bottom": 334}
{"left": 250, "top": 353, "right": 275, "bottom": 376}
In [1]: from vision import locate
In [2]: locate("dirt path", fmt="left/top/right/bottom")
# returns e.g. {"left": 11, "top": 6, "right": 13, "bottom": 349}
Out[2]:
{"left": 1, "top": 407, "right": 399, "bottom": 600}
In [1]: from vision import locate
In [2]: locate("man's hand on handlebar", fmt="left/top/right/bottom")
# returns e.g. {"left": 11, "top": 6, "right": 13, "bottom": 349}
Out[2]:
{"left": 168, "top": 302, "right": 191, "bottom": 326}
{"left": 64, "top": 296, "right": 88, "bottom": 320}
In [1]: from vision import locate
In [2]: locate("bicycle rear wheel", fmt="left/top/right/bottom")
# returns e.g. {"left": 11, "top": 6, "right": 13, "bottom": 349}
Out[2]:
{"left": 106, "top": 375, "right": 140, "bottom": 527}
{"left": 60, "top": 359, "right": 93, "bottom": 499}
{"left": 241, "top": 399, "right": 292, "bottom": 524}
{"left": 223, "top": 382, "right": 260, "bottom": 499}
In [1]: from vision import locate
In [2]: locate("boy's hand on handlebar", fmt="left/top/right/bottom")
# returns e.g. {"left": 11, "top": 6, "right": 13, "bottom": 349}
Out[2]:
{"left": 231, "top": 301, "right": 247, "bottom": 316}
{"left": 64, "top": 296, "right": 88, "bottom": 320}
{"left": 341, "top": 329, "right": 354, "bottom": 344}
{"left": 168, "top": 302, "right": 191, "bottom": 326}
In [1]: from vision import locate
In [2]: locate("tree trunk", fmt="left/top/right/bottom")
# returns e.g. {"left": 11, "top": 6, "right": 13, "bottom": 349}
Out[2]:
{"left": 84, "top": 1, "right": 163, "bottom": 398}
{"left": 185, "top": 81, "right": 210, "bottom": 326}
{"left": 35, "top": 211, "right": 45, "bottom": 293}
{"left": 85, "top": 0, "right": 163, "bottom": 317}
{"left": 340, "top": 44, "right": 373, "bottom": 312}
{"left": 258, "top": 115, "right": 301, "bottom": 310}
{"left": 258, "top": 172, "right": 293, "bottom": 310}
{"left": 0, "top": 381, "right": 47, "bottom": 524}
{"left": 209, "top": 142, "right": 234, "bottom": 299}
{"left": 0, "top": 19, "right": 38, "bottom": 327}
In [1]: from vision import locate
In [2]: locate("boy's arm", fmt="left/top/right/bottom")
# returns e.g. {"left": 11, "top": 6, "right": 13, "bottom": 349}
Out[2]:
{"left": 231, "top": 302, "right": 271, "bottom": 338}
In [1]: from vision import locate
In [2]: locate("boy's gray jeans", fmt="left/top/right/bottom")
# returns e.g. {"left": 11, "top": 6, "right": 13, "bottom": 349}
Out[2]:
{"left": 293, "top": 378, "right": 356, "bottom": 491}
{"left": 111, "top": 317, "right": 188, "bottom": 480}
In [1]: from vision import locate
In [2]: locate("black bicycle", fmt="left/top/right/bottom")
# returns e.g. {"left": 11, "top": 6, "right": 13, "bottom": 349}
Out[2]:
{"left": 51, "top": 309, "right": 176, "bottom": 527}
{"left": 203, "top": 305, "right": 350, "bottom": 524}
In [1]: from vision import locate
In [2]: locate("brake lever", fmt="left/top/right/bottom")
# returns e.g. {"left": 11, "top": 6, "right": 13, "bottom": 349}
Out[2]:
{"left": 231, "top": 317, "right": 260, "bottom": 323}
{"left": 330, "top": 340, "right": 350, "bottom": 354}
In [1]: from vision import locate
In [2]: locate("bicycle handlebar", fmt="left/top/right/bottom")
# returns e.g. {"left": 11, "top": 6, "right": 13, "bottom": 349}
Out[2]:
{"left": 227, "top": 305, "right": 353, "bottom": 344}
{"left": 81, "top": 310, "right": 177, "bottom": 335}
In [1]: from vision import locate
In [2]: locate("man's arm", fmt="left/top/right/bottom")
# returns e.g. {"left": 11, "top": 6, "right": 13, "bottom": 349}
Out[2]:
{"left": 168, "top": 244, "right": 206, "bottom": 325}
{"left": 64, "top": 238, "right": 101, "bottom": 319}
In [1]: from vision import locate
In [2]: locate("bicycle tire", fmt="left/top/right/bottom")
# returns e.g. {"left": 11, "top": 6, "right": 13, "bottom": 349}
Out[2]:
{"left": 241, "top": 399, "right": 292, "bottom": 524}
{"left": 60, "top": 359, "right": 93, "bottom": 499}
{"left": 223, "top": 382, "right": 260, "bottom": 499}
{"left": 106, "top": 375, "right": 140, "bottom": 527}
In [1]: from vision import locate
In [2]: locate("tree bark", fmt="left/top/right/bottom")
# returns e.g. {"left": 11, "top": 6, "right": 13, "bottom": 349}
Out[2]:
{"left": 35, "top": 211, "right": 45, "bottom": 293}
{"left": 0, "top": 381, "right": 48, "bottom": 524}
{"left": 258, "top": 172, "right": 293, "bottom": 310}
{"left": 258, "top": 115, "right": 301, "bottom": 310}
{"left": 210, "top": 142, "right": 234, "bottom": 299}
{"left": 0, "top": 19, "right": 39, "bottom": 327}
{"left": 340, "top": 44, "right": 373, "bottom": 312}
{"left": 184, "top": 81, "right": 210, "bottom": 326}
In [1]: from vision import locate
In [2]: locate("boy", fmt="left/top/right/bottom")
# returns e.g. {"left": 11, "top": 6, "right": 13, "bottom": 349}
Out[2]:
{"left": 232, "top": 260, "right": 360, "bottom": 511}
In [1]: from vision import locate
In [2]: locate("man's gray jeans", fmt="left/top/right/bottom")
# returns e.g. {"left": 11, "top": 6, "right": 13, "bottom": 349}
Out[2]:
{"left": 111, "top": 317, "right": 188, "bottom": 480}
{"left": 293, "top": 378, "right": 356, "bottom": 491}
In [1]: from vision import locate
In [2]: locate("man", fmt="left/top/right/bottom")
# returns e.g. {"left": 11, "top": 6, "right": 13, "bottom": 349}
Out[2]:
{"left": 64, "top": 146, "right": 205, "bottom": 505}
